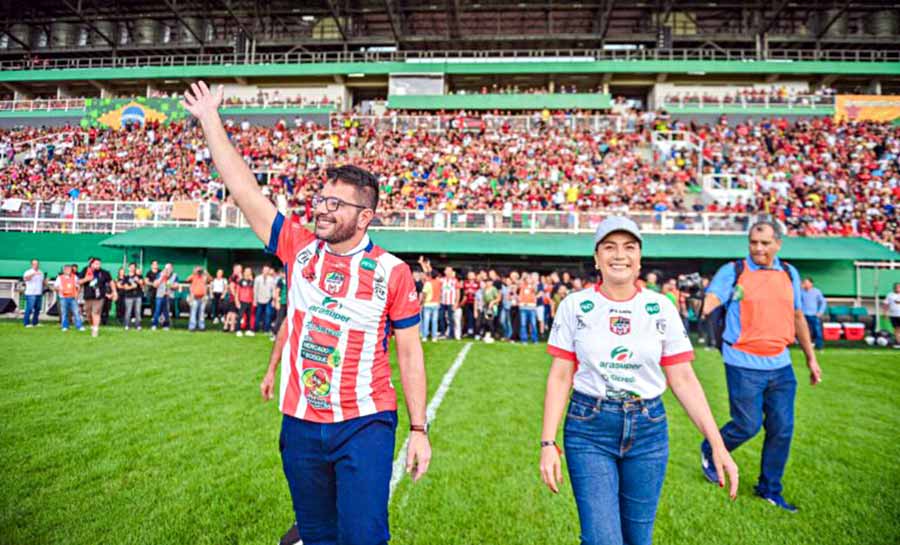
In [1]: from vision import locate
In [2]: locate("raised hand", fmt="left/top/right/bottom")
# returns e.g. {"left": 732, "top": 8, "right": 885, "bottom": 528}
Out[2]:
{"left": 181, "top": 81, "right": 224, "bottom": 122}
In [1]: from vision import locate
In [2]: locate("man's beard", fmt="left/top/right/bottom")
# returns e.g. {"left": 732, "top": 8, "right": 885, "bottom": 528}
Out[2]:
{"left": 316, "top": 214, "right": 358, "bottom": 245}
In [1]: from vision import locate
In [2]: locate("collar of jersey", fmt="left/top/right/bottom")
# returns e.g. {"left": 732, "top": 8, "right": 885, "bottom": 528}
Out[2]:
{"left": 593, "top": 281, "right": 641, "bottom": 302}
{"left": 323, "top": 234, "right": 373, "bottom": 256}
{"left": 745, "top": 255, "right": 783, "bottom": 271}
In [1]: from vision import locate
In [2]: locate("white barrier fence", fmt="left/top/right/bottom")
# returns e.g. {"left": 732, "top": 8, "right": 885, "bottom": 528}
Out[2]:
{"left": 0, "top": 199, "right": 754, "bottom": 235}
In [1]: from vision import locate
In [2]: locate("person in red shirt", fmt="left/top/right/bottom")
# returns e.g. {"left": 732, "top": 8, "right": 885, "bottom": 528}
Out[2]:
{"left": 236, "top": 267, "right": 255, "bottom": 337}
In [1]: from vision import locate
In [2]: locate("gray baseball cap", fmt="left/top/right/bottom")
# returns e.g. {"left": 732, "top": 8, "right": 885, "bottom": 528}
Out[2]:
{"left": 593, "top": 216, "right": 643, "bottom": 248}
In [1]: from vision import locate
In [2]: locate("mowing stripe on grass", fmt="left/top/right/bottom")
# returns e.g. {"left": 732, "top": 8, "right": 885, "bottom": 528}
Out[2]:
{"left": 389, "top": 342, "right": 473, "bottom": 500}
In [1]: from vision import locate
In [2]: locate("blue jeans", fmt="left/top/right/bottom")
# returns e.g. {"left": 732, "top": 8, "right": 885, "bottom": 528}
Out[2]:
{"left": 152, "top": 296, "right": 170, "bottom": 327}
{"left": 23, "top": 294, "right": 41, "bottom": 326}
{"left": 422, "top": 306, "right": 439, "bottom": 339}
{"left": 564, "top": 391, "right": 669, "bottom": 545}
{"left": 440, "top": 304, "right": 455, "bottom": 338}
{"left": 281, "top": 411, "right": 397, "bottom": 545}
{"left": 60, "top": 297, "right": 83, "bottom": 330}
{"left": 805, "top": 315, "right": 823, "bottom": 350}
{"left": 519, "top": 307, "right": 538, "bottom": 343}
{"left": 254, "top": 302, "right": 272, "bottom": 332}
{"left": 703, "top": 364, "right": 796, "bottom": 496}
{"left": 500, "top": 307, "right": 513, "bottom": 339}
{"left": 189, "top": 298, "right": 206, "bottom": 330}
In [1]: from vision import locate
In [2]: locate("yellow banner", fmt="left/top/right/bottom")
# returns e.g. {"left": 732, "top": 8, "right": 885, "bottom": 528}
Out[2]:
{"left": 835, "top": 95, "right": 900, "bottom": 123}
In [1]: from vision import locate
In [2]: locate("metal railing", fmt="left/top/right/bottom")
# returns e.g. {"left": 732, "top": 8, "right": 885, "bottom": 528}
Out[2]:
{"left": 0, "top": 199, "right": 754, "bottom": 235}
{"left": 661, "top": 94, "right": 835, "bottom": 110}
{"left": 333, "top": 114, "right": 628, "bottom": 133}
{"left": 3, "top": 47, "right": 898, "bottom": 71}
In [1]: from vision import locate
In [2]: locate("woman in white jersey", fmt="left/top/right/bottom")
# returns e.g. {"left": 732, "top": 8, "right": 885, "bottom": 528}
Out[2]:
{"left": 540, "top": 216, "right": 738, "bottom": 545}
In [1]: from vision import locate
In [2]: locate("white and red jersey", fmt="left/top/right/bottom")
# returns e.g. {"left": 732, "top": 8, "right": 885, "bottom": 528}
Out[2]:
{"left": 440, "top": 277, "right": 459, "bottom": 306}
{"left": 269, "top": 213, "right": 421, "bottom": 423}
{"left": 547, "top": 285, "right": 694, "bottom": 400}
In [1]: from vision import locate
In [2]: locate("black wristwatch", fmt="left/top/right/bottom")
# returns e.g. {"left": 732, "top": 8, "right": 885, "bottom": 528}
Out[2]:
{"left": 540, "top": 440, "right": 557, "bottom": 448}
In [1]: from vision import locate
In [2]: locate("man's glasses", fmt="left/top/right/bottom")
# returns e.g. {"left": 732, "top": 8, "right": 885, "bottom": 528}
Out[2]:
{"left": 312, "top": 195, "right": 370, "bottom": 212}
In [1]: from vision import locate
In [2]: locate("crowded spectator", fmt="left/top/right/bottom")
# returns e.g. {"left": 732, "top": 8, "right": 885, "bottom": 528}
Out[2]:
{"left": 121, "top": 262, "right": 144, "bottom": 330}
{"left": 186, "top": 266, "right": 209, "bottom": 332}
{"left": 272, "top": 268, "right": 288, "bottom": 341}
{"left": 22, "top": 259, "right": 45, "bottom": 328}
{"left": 145, "top": 261, "right": 161, "bottom": 320}
{"left": 800, "top": 277, "right": 827, "bottom": 351}
{"left": 210, "top": 269, "right": 228, "bottom": 323}
{"left": 1, "top": 114, "right": 896, "bottom": 251}
{"left": 254, "top": 265, "right": 276, "bottom": 335}
{"left": 54, "top": 263, "right": 84, "bottom": 332}
{"left": 151, "top": 263, "right": 176, "bottom": 330}
{"left": 80, "top": 257, "right": 116, "bottom": 337}
{"left": 236, "top": 267, "right": 255, "bottom": 337}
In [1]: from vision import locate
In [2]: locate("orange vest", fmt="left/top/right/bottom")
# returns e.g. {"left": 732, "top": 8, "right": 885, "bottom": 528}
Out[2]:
{"left": 58, "top": 274, "right": 78, "bottom": 298}
{"left": 190, "top": 274, "right": 207, "bottom": 299}
{"left": 519, "top": 284, "right": 537, "bottom": 306}
{"left": 733, "top": 261, "right": 796, "bottom": 357}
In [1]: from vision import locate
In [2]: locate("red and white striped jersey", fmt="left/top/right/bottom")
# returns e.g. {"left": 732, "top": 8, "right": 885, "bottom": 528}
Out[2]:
{"left": 439, "top": 277, "right": 459, "bottom": 306}
{"left": 268, "top": 213, "right": 421, "bottom": 423}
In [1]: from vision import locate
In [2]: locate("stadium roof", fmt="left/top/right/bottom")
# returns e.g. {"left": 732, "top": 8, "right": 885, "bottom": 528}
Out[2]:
{"left": 100, "top": 228, "right": 899, "bottom": 261}
{"left": 5, "top": 1, "right": 900, "bottom": 58}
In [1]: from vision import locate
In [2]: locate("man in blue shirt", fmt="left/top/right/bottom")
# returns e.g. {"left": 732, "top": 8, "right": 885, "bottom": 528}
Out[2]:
{"left": 699, "top": 220, "right": 822, "bottom": 512}
{"left": 800, "top": 278, "right": 827, "bottom": 350}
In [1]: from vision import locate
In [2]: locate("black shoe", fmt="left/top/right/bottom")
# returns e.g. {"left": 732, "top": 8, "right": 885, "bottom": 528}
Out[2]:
{"left": 279, "top": 523, "right": 301, "bottom": 545}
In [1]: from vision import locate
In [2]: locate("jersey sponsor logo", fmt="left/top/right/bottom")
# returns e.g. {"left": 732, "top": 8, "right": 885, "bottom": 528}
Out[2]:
{"left": 576, "top": 315, "right": 589, "bottom": 330}
{"left": 296, "top": 248, "right": 313, "bottom": 266}
{"left": 655, "top": 319, "right": 666, "bottom": 334}
{"left": 408, "top": 290, "right": 418, "bottom": 302}
{"left": 360, "top": 258, "right": 377, "bottom": 271}
{"left": 610, "top": 316, "right": 631, "bottom": 335}
{"left": 580, "top": 300, "right": 595, "bottom": 313}
{"left": 302, "top": 368, "right": 332, "bottom": 409}
{"left": 373, "top": 266, "right": 388, "bottom": 300}
{"left": 308, "top": 321, "right": 341, "bottom": 337}
{"left": 309, "top": 297, "right": 351, "bottom": 323}
{"left": 645, "top": 302, "right": 660, "bottom": 315}
{"left": 300, "top": 339, "right": 342, "bottom": 368}
{"left": 324, "top": 271, "right": 345, "bottom": 294}
{"left": 611, "top": 346, "right": 634, "bottom": 362}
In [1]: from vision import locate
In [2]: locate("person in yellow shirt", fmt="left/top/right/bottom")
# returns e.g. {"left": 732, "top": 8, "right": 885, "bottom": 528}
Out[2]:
{"left": 419, "top": 269, "right": 441, "bottom": 342}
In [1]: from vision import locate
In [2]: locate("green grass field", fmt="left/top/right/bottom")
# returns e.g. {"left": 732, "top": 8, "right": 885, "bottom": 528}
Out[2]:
{"left": 1, "top": 320, "right": 899, "bottom": 545}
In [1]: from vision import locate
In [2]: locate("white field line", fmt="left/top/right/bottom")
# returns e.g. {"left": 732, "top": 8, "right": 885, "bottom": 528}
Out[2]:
{"left": 388, "top": 342, "right": 473, "bottom": 500}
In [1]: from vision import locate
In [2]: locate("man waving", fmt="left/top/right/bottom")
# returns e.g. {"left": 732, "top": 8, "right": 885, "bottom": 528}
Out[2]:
{"left": 183, "top": 82, "right": 430, "bottom": 545}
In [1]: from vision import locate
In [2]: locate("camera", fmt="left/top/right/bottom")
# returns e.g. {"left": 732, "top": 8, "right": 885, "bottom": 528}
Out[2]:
{"left": 677, "top": 272, "right": 703, "bottom": 294}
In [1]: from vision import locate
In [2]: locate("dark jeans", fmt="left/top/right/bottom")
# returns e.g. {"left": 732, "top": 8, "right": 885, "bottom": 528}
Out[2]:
{"left": 703, "top": 364, "right": 797, "bottom": 496}
{"left": 439, "top": 304, "right": 455, "bottom": 338}
{"left": 281, "top": 411, "right": 397, "bottom": 545}
{"left": 152, "top": 296, "right": 170, "bottom": 327}
{"left": 210, "top": 292, "right": 224, "bottom": 319}
{"left": 254, "top": 302, "right": 272, "bottom": 332}
{"left": 239, "top": 302, "right": 253, "bottom": 331}
{"left": 805, "top": 315, "right": 824, "bottom": 350}
{"left": 23, "top": 294, "right": 41, "bottom": 326}
{"left": 462, "top": 303, "right": 476, "bottom": 336}
{"left": 565, "top": 391, "right": 669, "bottom": 545}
